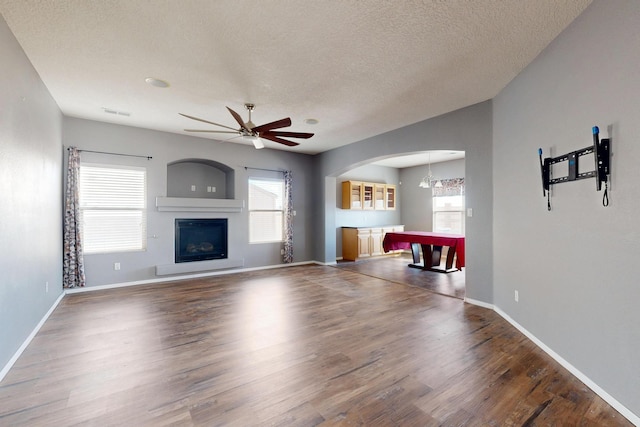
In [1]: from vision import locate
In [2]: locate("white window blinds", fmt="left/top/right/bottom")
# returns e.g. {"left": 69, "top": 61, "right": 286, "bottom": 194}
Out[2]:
{"left": 248, "top": 178, "right": 284, "bottom": 243}
{"left": 79, "top": 164, "right": 147, "bottom": 253}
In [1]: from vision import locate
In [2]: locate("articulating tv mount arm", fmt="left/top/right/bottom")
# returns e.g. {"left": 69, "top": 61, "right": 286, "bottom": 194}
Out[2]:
{"left": 538, "top": 126, "right": 611, "bottom": 211}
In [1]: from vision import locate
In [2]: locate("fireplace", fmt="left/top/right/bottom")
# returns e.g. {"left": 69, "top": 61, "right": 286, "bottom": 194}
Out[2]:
{"left": 175, "top": 218, "right": 228, "bottom": 263}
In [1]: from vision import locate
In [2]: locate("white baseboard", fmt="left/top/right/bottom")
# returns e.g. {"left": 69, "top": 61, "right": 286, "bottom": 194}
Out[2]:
{"left": 463, "top": 297, "right": 494, "bottom": 310}
{"left": 0, "top": 292, "right": 65, "bottom": 383}
{"left": 493, "top": 306, "right": 639, "bottom": 426}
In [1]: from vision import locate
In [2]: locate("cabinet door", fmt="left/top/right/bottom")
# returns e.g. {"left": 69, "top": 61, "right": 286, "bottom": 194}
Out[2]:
{"left": 385, "top": 185, "right": 396, "bottom": 210}
{"left": 341, "top": 228, "right": 358, "bottom": 261}
{"left": 357, "top": 228, "right": 372, "bottom": 258}
{"left": 374, "top": 184, "right": 386, "bottom": 209}
{"left": 362, "top": 183, "right": 374, "bottom": 210}
{"left": 342, "top": 181, "right": 363, "bottom": 209}
{"left": 370, "top": 228, "right": 383, "bottom": 256}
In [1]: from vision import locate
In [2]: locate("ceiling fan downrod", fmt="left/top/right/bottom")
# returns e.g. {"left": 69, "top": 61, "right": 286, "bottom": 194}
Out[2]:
{"left": 245, "top": 103, "right": 256, "bottom": 131}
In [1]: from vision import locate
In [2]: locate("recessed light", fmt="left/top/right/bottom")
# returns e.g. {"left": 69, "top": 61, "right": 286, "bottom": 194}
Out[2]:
{"left": 145, "top": 77, "right": 170, "bottom": 88}
{"left": 304, "top": 118, "right": 319, "bottom": 125}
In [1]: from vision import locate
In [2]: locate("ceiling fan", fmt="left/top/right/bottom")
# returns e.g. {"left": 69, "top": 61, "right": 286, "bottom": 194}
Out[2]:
{"left": 179, "top": 103, "right": 314, "bottom": 149}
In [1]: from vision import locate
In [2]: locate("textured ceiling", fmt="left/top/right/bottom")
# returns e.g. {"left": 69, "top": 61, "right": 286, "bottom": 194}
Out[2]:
{"left": 0, "top": 0, "right": 591, "bottom": 155}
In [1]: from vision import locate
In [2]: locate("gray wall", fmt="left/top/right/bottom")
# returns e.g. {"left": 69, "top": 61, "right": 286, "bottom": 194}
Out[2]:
{"left": 335, "top": 164, "right": 401, "bottom": 257}
{"left": 493, "top": 0, "right": 640, "bottom": 417}
{"left": 63, "top": 117, "right": 316, "bottom": 286}
{"left": 400, "top": 158, "right": 465, "bottom": 232}
{"left": 315, "top": 101, "right": 493, "bottom": 303}
{"left": 167, "top": 161, "right": 228, "bottom": 199}
{"left": 0, "top": 16, "right": 63, "bottom": 371}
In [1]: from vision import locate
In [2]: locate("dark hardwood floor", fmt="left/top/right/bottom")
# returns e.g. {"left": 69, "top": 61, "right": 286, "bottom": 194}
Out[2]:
{"left": 335, "top": 253, "right": 466, "bottom": 300}
{"left": 0, "top": 264, "right": 631, "bottom": 426}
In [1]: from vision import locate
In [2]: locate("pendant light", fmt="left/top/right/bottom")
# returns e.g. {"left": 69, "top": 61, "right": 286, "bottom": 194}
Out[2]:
{"left": 419, "top": 153, "right": 434, "bottom": 188}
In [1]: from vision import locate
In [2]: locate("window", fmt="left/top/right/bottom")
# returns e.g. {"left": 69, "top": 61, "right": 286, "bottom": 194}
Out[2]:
{"left": 249, "top": 177, "right": 284, "bottom": 243}
{"left": 432, "top": 178, "right": 465, "bottom": 235}
{"left": 433, "top": 195, "right": 465, "bottom": 234}
{"left": 79, "top": 163, "right": 147, "bottom": 253}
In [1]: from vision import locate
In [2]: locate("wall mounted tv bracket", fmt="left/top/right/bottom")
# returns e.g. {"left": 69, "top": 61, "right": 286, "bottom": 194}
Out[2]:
{"left": 538, "top": 126, "right": 610, "bottom": 211}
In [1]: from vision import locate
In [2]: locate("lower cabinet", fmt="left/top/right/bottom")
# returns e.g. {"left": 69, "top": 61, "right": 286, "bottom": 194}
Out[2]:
{"left": 342, "top": 225, "right": 404, "bottom": 261}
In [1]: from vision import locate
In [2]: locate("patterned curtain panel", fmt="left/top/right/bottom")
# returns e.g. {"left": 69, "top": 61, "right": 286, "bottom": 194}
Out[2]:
{"left": 63, "top": 147, "right": 86, "bottom": 288}
{"left": 432, "top": 178, "right": 465, "bottom": 197}
{"left": 283, "top": 170, "right": 293, "bottom": 263}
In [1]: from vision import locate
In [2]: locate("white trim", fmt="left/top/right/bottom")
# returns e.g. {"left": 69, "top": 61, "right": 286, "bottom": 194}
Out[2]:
{"left": 463, "top": 297, "right": 494, "bottom": 310}
{"left": 493, "top": 306, "right": 640, "bottom": 426}
{"left": 155, "top": 258, "right": 244, "bottom": 276}
{"left": 0, "top": 292, "right": 65, "bottom": 383}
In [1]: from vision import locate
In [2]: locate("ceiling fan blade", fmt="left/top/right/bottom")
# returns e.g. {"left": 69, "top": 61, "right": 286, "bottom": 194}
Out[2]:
{"left": 265, "top": 130, "right": 314, "bottom": 139}
{"left": 179, "top": 113, "right": 238, "bottom": 131}
{"left": 260, "top": 133, "right": 299, "bottom": 147}
{"left": 252, "top": 117, "right": 292, "bottom": 133}
{"left": 226, "top": 106, "right": 251, "bottom": 132}
{"left": 184, "top": 129, "right": 240, "bottom": 134}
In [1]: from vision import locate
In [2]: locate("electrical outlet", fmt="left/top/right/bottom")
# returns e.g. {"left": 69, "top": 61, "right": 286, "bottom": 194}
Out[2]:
{"left": 281, "top": 249, "right": 285, "bottom": 255}
{"left": 191, "top": 185, "right": 196, "bottom": 191}
{"left": 45, "top": 281, "right": 49, "bottom": 293}
{"left": 114, "top": 262, "right": 121, "bottom": 271}
{"left": 514, "top": 290, "right": 519, "bottom": 302}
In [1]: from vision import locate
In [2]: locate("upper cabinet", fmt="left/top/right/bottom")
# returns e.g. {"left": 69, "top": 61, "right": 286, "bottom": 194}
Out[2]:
{"left": 342, "top": 181, "right": 363, "bottom": 209}
{"left": 386, "top": 185, "right": 396, "bottom": 210}
{"left": 362, "top": 183, "right": 374, "bottom": 210}
{"left": 342, "top": 181, "right": 396, "bottom": 210}
{"left": 374, "top": 184, "right": 385, "bottom": 209}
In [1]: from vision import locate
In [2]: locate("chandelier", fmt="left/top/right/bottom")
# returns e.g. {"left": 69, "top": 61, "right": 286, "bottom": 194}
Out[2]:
{"left": 418, "top": 153, "right": 442, "bottom": 188}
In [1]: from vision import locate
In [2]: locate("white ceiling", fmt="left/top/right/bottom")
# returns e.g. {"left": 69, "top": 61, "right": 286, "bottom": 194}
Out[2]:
{"left": 372, "top": 151, "right": 465, "bottom": 169}
{"left": 0, "top": 1, "right": 591, "bottom": 155}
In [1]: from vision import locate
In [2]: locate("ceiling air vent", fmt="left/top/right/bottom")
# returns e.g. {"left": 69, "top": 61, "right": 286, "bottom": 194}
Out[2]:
{"left": 102, "top": 107, "right": 131, "bottom": 117}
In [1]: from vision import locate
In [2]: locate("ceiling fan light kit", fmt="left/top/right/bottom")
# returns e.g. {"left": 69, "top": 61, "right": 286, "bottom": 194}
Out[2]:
{"left": 245, "top": 134, "right": 264, "bottom": 149}
{"left": 180, "top": 103, "right": 314, "bottom": 149}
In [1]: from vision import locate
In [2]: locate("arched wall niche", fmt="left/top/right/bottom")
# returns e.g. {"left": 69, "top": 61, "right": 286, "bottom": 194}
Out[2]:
{"left": 167, "top": 158, "right": 235, "bottom": 199}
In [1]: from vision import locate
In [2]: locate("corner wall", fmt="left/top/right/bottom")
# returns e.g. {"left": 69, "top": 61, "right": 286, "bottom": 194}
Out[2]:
{"left": 0, "top": 15, "right": 63, "bottom": 372}
{"left": 316, "top": 101, "right": 493, "bottom": 303}
{"left": 493, "top": 0, "right": 640, "bottom": 418}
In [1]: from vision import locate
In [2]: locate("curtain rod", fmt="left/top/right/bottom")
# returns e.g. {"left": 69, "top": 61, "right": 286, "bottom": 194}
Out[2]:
{"left": 244, "top": 166, "right": 285, "bottom": 173}
{"left": 68, "top": 147, "right": 152, "bottom": 160}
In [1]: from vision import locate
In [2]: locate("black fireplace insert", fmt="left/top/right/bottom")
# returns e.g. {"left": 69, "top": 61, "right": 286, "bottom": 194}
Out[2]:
{"left": 175, "top": 218, "right": 228, "bottom": 263}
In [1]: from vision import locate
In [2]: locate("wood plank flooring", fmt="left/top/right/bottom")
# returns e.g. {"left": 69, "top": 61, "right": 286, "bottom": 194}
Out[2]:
{"left": 0, "top": 264, "right": 631, "bottom": 426}
{"left": 336, "top": 254, "right": 466, "bottom": 300}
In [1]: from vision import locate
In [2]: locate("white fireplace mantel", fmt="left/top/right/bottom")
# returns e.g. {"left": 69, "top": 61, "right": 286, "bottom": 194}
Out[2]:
{"left": 155, "top": 197, "right": 244, "bottom": 213}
